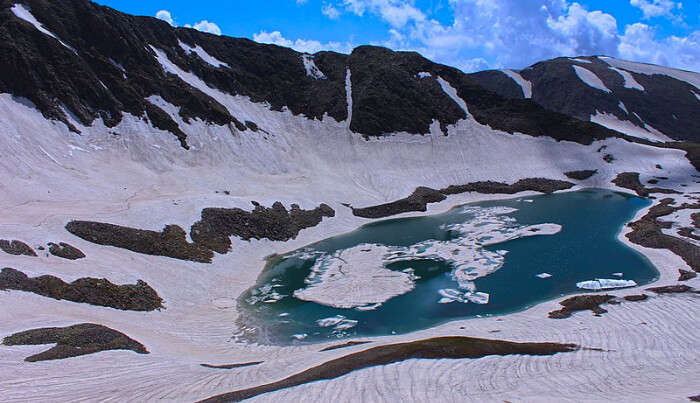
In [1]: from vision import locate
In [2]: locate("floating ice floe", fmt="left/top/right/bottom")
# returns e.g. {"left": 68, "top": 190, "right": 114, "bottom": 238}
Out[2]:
{"left": 536, "top": 273, "right": 552, "bottom": 278}
{"left": 576, "top": 278, "right": 637, "bottom": 291}
{"left": 437, "top": 288, "right": 490, "bottom": 304}
{"left": 316, "top": 315, "right": 358, "bottom": 331}
{"left": 292, "top": 207, "right": 560, "bottom": 309}
{"left": 291, "top": 333, "right": 308, "bottom": 340}
{"left": 612, "top": 272, "right": 623, "bottom": 277}
{"left": 355, "top": 303, "right": 382, "bottom": 311}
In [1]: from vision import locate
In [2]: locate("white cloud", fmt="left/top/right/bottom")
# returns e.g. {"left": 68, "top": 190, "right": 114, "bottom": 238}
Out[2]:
{"left": 155, "top": 10, "right": 175, "bottom": 26}
{"left": 618, "top": 23, "right": 700, "bottom": 71}
{"left": 322, "top": 3, "right": 340, "bottom": 19}
{"left": 629, "top": 0, "right": 681, "bottom": 20}
{"left": 341, "top": 0, "right": 425, "bottom": 27}
{"left": 354, "top": 0, "right": 698, "bottom": 73}
{"left": 185, "top": 20, "right": 222, "bottom": 35}
{"left": 253, "top": 30, "right": 353, "bottom": 53}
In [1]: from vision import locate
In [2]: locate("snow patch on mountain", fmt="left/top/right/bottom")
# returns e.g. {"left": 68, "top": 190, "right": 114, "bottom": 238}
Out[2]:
{"left": 618, "top": 101, "right": 628, "bottom": 114}
{"left": 301, "top": 55, "right": 326, "bottom": 79}
{"left": 11, "top": 4, "right": 77, "bottom": 54}
{"left": 417, "top": 72, "right": 431, "bottom": 79}
{"left": 178, "top": 40, "right": 229, "bottom": 69}
{"left": 609, "top": 67, "right": 644, "bottom": 91}
{"left": 501, "top": 70, "right": 532, "bottom": 98}
{"left": 591, "top": 110, "right": 671, "bottom": 142}
{"left": 345, "top": 68, "right": 352, "bottom": 127}
{"left": 572, "top": 65, "right": 611, "bottom": 93}
{"left": 570, "top": 58, "right": 592, "bottom": 64}
{"left": 600, "top": 56, "right": 700, "bottom": 90}
{"left": 437, "top": 77, "right": 470, "bottom": 118}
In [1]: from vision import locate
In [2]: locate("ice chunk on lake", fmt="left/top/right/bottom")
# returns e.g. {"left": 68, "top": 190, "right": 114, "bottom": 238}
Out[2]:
{"left": 292, "top": 333, "right": 308, "bottom": 340}
{"left": 316, "top": 315, "right": 347, "bottom": 327}
{"left": 612, "top": 272, "right": 623, "bottom": 277}
{"left": 467, "top": 292, "right": 490, "bottom": 304}
{"left": 536, "top": 273, "right": 552, "bottom": 278}
{"left": 334, "top": 319, "right": 358, "bottom": 331}
{"left": 576, "top": 279, "right": 637, "bottom": 290}
{"left": 438, "top": 297, "right": 454, "bottom": 304}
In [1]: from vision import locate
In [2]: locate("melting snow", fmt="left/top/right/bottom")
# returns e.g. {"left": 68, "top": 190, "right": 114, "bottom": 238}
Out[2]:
{"left": 576, "top": 278, "right": 637, "bottom": 291}
{"left": 501, "top": 70, "right": 532, "bottom": 98}
{"left": 345, "top": 68, "right": 352, "bottom": 127}
{"left": 437, "top": 76, "right": 471, "bottom": 118}
{"left": 11, "top": 4, "right": 77, "bottom": 54}
{"left": 301, "top": 55, "right": 326, "bottom": 79}
{"left": 572, "top": 65, "right": 611, "bottom": 93}
{"left": 600, "top": 56, "right": 700, "bottom": 90}
{"left": 178, "top": 40, "right": 229, "bottom": 69}
{"left": 609, "top": 67, "right": 644, "bottom": 91}
{"left": 591, "top": 110, "right": 671, "bottom": 142}
{"left": 618, "top": 101, "right": 628, "bottom": 114}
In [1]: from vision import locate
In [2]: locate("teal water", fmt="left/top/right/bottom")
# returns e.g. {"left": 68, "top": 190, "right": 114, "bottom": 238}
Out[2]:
{"left": 238, "top": 189, "right": 657, "bottom": 344}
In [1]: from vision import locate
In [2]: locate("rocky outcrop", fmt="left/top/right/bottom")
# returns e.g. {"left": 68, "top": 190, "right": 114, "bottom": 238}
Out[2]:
{"left": 48, "top": 242, "right": 86, "bottom": 260}
{"left": 66, "top": 202, "right": 335, "bottom": 261}
{"left": 190, "top": 202, "right": 335, "bottom": 254}
{"left": 548, "top": 295, "right": 617, "bottom": 319}
{"left": 564, "top": 170, "right": 597, "bottom": 180}
{"left": 625, "top": 198, "right": 700, "bottom": 272}
{"left": 199, "top": 336, "right": 579, "bottom": 402}
{"left": 351, "top": 187, "right": 445, "bottom": 219}
{"left": 65, "top": 222, "right": 214, "bottom": 263}
{"left": 351, "top": 178, "right": 575, "bottom": 219}
{"left": 2, "top": 323, "right": 148, "bottom": 362}
{"left": 611, "top": 172, "right": 680, "bottom": 197}
{"left": 0, "top": 239, "right": 36, "bottom": 256}
{"left": 0, "top": 267, "right": 163, "bottom": 311}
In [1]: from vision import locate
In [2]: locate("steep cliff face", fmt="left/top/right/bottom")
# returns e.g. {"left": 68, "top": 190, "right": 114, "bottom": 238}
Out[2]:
{"left": 470, "top": 56, "right": 700, "bottom": 142}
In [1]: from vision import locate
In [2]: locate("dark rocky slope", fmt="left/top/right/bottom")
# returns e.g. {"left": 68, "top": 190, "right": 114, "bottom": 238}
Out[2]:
{"left": 1, "top": 0, "right": 622, "bottom": 147}
{"left": 470, "top": 56, "right": 700, "bottom": 142}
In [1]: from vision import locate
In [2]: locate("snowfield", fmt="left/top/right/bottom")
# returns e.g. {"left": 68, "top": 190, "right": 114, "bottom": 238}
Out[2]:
{"left": 0, "top": 50, "right": 699, "bottom": 402}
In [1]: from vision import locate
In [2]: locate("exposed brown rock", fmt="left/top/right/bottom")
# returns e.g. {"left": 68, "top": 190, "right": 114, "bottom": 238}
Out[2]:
{"left": 48, "top": 242, "right": 86, "bottom": 260}
{"left": 564, "top": 170, "right": 597, "bottom": 180}
{"left": 199, "top": 336, "right": 579, "bottom": 402}
{"left": 351, "top": 187, "right": 445, "bottom": 219}
{"left": 0, "top": 267, "right": 163, "bottom": 311}
{"left": 623, "top": 294, "right": 648, "bottom": 302}
{"left": 678, "top": 269, "right": 697, "bottom": 281}
{"left": 611, "top": 172, "right": 680, "bottom": 197}
{"left": 548, "top": 295, "right": 616, "bottom": 319}
{"left": 320, "top": 340, "right": 372, "bottom": 352}
{"left": 65, "top": 222, "right": 214, "bottom": 263}
{"left": 2, "top": 323, "right": 148, "bottom": 362}
{"left": 0, "top": 239, "right": 36, "bottom": 256}
{"left": 200, "top": 361, "right": 263, "bottom": 369}
{"left": 647, "top": 285, "right": 696, "bottom": 294}
{"left": 352, "top": 178, "right": 574, "bottom": 219}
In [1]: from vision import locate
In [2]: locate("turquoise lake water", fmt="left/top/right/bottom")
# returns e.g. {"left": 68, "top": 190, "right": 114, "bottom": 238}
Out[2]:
{"left": 238, "top": 189, "right": 657, "bottom": 344}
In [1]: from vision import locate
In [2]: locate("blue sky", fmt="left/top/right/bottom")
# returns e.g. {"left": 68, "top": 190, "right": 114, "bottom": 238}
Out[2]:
{"left": 95, "top": 0, "right": 699, "bottom": 72}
